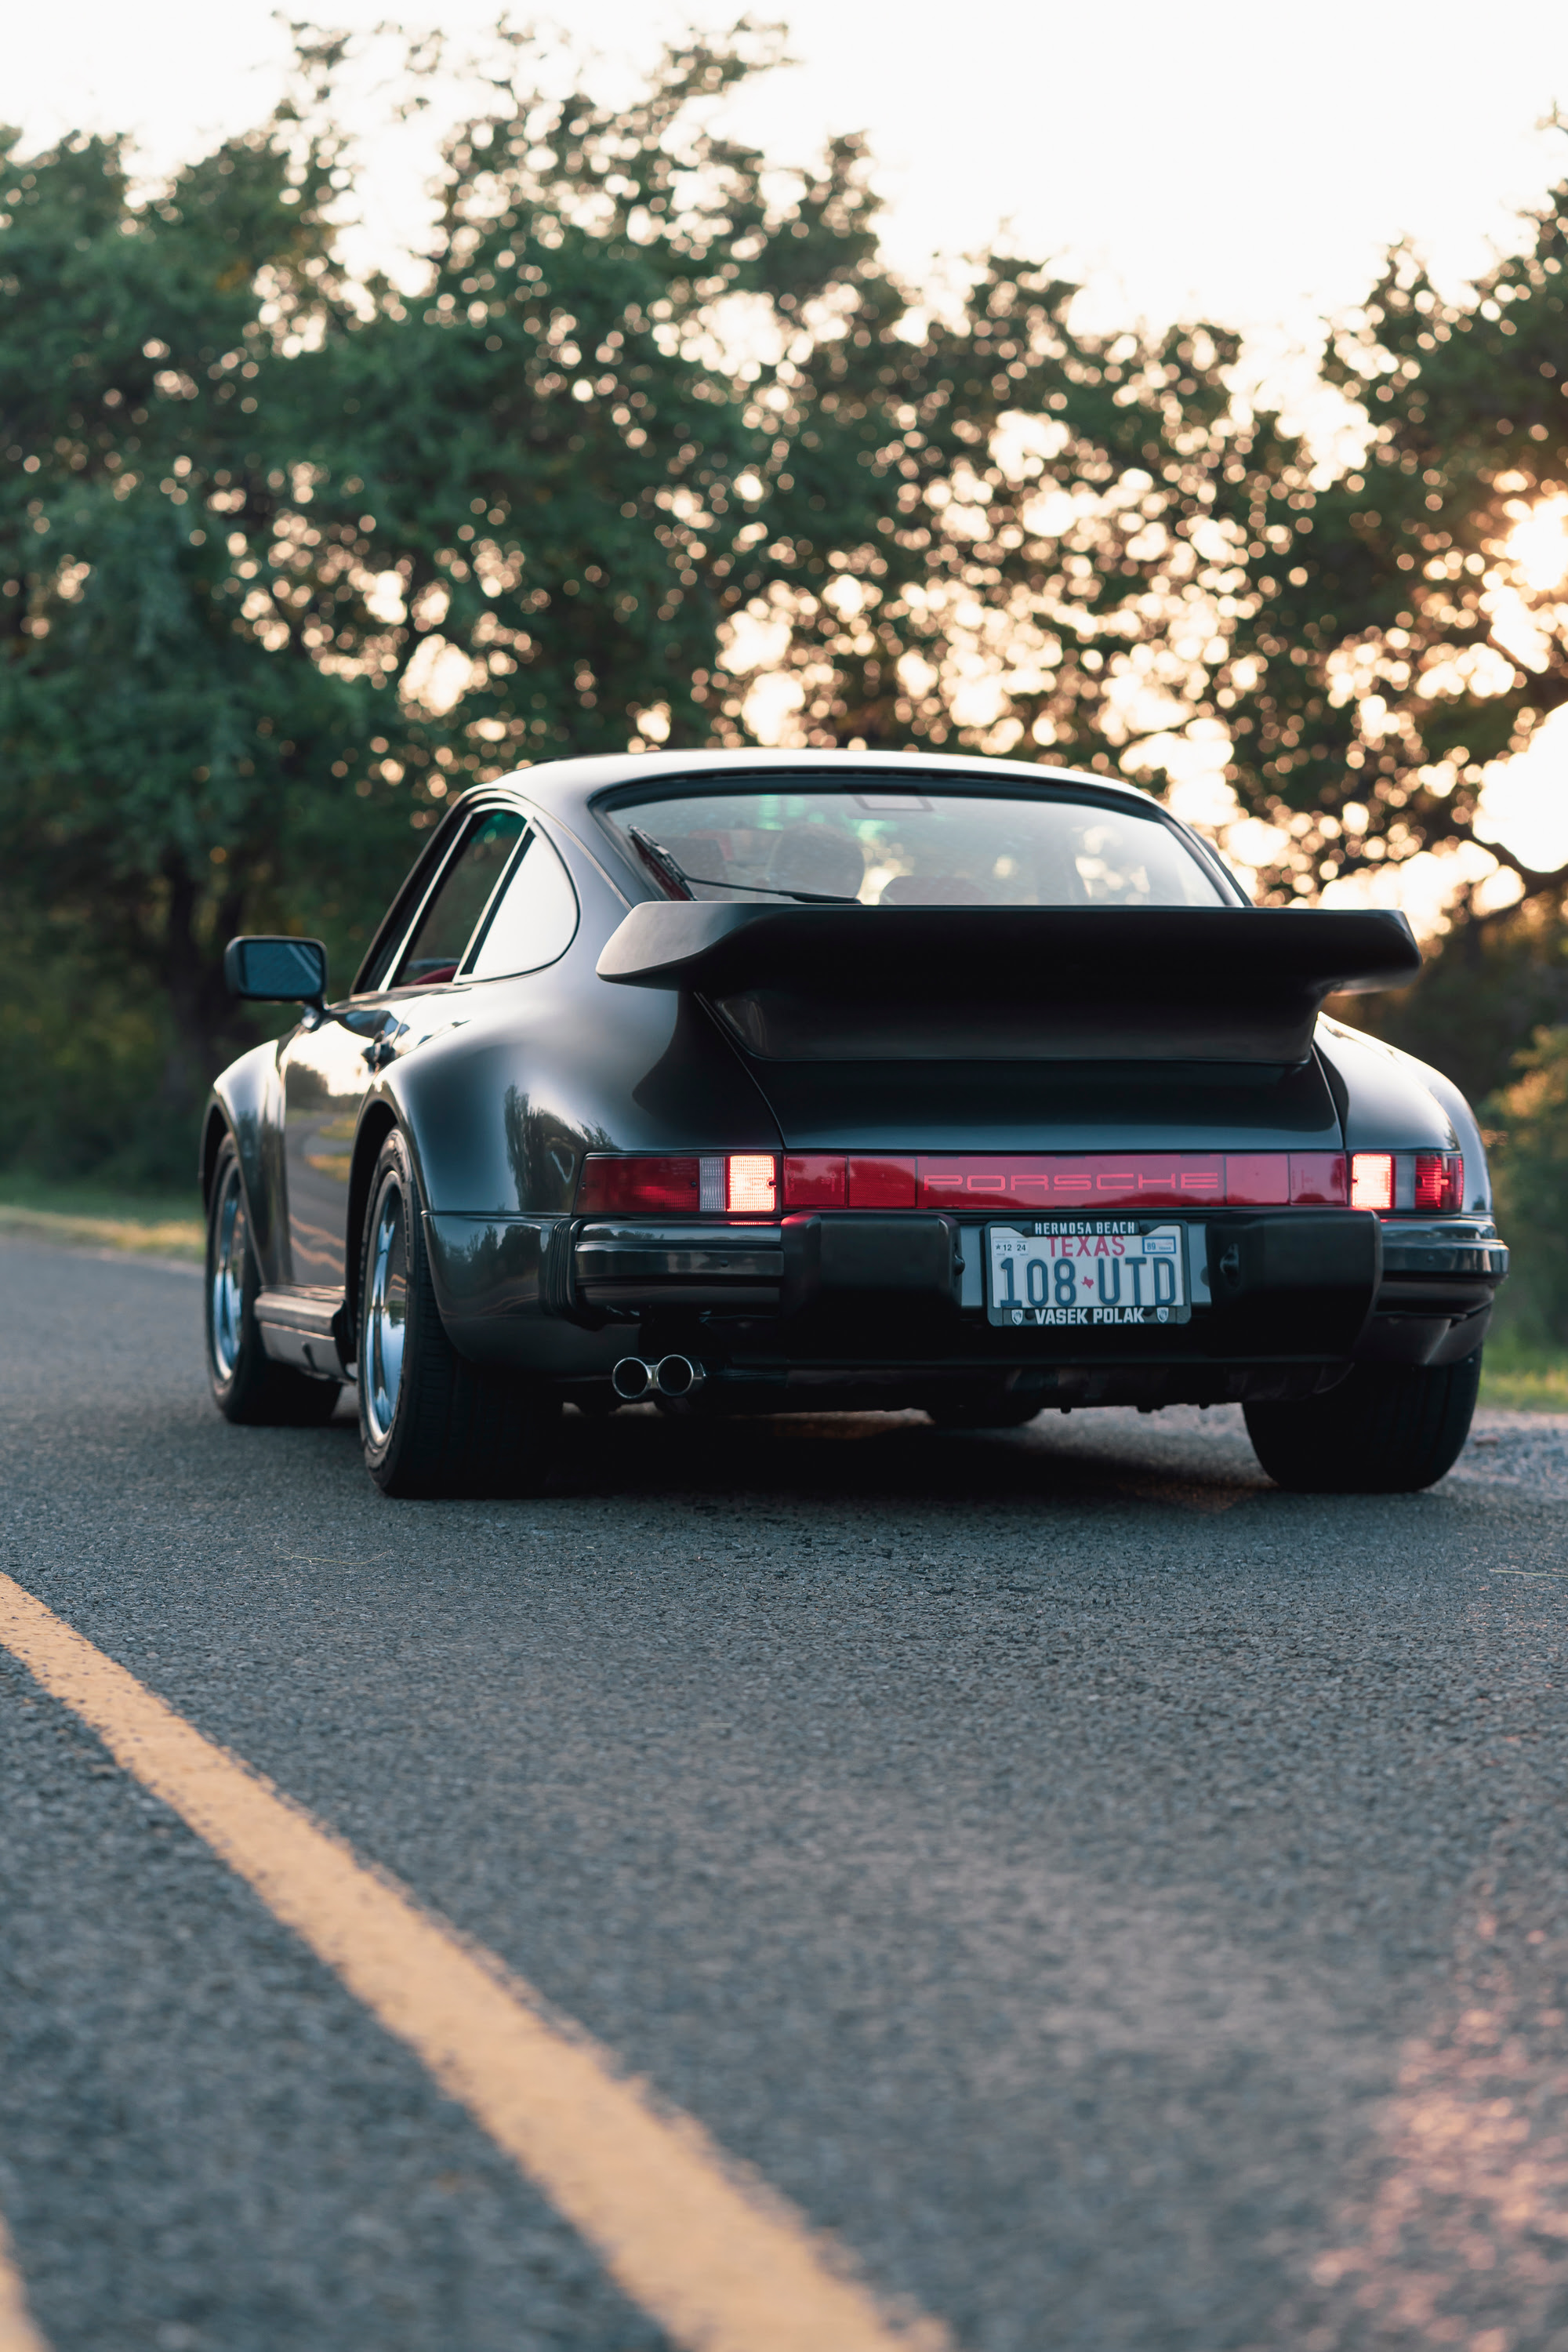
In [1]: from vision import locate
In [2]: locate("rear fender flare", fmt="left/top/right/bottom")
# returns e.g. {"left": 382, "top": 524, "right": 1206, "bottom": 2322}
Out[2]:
{"left": 201, "top": 1041, "right": 286, "bottom": 1285}
{"left": 344, "top": 1094, "right": 403, "bottom": 1340}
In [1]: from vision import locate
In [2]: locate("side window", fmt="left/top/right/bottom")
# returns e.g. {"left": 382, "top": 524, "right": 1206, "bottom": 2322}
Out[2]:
{"left": 391, "top": 809, "right": 526, "bottom": 987}
{"left": 465, "top": 826, "right": 579, "bottom": 979}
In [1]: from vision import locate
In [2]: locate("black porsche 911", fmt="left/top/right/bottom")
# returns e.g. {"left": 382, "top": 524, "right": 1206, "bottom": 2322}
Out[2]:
{"left": 203, "top": 749, "right": 1508, "bottom": 1497}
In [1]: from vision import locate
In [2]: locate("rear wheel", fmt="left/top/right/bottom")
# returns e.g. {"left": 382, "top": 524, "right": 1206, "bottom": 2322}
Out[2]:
{"left": 1243, "top": 1352, "right": 1482, "bottom": 1494}
{"left": 205, "top": 1138, "right": 340, "bottom": 1426}
{"left": 357, "top": 1130, "right": 558, "bottom": 1497}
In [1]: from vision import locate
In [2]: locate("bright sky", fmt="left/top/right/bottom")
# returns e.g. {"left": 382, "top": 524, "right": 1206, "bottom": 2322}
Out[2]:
{"left": 10, "top": 2, "right": 1567, "bottom": 343}
{"left": 7, "top": 0, "right": 1568, "bottom": 912}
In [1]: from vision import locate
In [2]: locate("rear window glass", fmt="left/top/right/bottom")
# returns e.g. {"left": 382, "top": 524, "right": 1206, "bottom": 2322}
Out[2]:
{"left": 604, "top": 786, "right": 1224, "bottom": 909}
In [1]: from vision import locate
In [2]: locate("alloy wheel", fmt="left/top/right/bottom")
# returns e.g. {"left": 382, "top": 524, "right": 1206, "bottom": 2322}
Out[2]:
{"left": 364, "top": 1182, "right": 410, "bottom": 1446}
{"left": 209, "top": 1163, "right": 248, "bottom": 1381}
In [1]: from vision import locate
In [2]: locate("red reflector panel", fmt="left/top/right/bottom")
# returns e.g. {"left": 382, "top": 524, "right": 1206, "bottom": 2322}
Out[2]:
{"left": 847, "top": 1155, "right": 917, "bottom": 1208}
{"left": 1350, "top": 1152, "right": 1395, "bottom": 1211}
{"left": 1414, "top": 1150, "right": 1463, "bottom": 1212}
{"left": 727, "top": 1153, "right": 778, "bottom": 1214}
{"left": 577, "top": 1156, "right": 700, "bottom": 1214}
{"left": 1224, "top": 1154, "right": 1290, "bottom": 1206}
{"left": 917, "top": 1154, "right": 1224, "bottom": 1208}
{"left": 783, "top": 1153, "right": 847, "bottom": 1207}
{"left": 1289, "top": 1153, "right": 1348, "bottom": 1205}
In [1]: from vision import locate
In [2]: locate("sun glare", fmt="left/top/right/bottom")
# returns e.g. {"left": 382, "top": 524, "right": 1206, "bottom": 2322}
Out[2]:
{"left": 1505, "top": 494, "right": 1568, "bottom": 593}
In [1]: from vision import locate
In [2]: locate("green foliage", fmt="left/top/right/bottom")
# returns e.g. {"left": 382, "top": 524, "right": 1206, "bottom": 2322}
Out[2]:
{"left": 1347, "top": 896, "right": 1568, "bottom": 1109}
{"left": 0, "top": 96, "right": 394, "bottom": 1162}
{"left": 1486, "top": 1025, "right": 1568, "bottom": 1345}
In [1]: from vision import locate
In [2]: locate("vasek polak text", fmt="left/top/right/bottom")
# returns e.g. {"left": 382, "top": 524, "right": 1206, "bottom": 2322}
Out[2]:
{"left": 986, "top": 1221, "right": 1190, "bottom": 1327}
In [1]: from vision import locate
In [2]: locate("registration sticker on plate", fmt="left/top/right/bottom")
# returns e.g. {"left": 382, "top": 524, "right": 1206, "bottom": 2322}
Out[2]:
{"left": 986, "top": 1221, "right": 1190, "bottom": 1327}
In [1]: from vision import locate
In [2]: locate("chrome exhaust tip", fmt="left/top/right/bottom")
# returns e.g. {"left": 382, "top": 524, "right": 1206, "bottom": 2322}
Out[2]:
{"left": 612, "top": 1356, "right": 655, "bottom": 1402}
{"left": 654, "top": 1354, "right": 704, "bottom": 1399}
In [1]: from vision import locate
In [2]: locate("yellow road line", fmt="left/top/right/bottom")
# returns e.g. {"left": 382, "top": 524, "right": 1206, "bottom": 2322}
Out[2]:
{"left": 0, "top": 2209, "right": 49, "bottom": 2352}
{"left": 0, "top": 1573, "right": 949, "bottom": 2352}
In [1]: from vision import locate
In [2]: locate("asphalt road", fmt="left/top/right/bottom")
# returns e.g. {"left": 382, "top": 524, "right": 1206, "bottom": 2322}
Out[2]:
{"left": 4, "top": 1235, "right": 1568, "bottom": 2352}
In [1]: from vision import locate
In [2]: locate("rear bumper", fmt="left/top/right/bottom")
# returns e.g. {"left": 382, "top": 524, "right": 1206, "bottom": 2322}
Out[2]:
{"left": 569, "top": 1208, "right": 1507, "bottom": 1365}
{"left": 426, "top": 1208, "right": 1506, "bottom": 1389}
{"left": 1364, "top": 1218, "right": 1508, "bottom": 1366}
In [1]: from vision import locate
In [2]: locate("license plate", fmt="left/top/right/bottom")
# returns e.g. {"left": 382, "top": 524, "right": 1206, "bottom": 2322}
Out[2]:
{"left": 986, "top": 1221, "right": 1190, "bottom": 1327}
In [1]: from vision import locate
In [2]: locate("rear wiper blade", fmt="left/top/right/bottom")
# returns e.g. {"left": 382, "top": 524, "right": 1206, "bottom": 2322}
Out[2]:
{"left": 626, "top": 824, "right": 693, "bottom": 898}
{"left": 626, "top": 825, "right": 860, "bottom": 906}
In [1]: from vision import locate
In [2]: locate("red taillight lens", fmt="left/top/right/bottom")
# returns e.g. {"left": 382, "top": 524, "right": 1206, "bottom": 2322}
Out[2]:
{"left": 578, "top": 1148, "right": 1446, "bottom": 1217}
{"left": 1288, "top": 1153, "right": 1348, "bottom": 1205}
{"left": 1350, "top": 1152, "right": 1395, "bottom": 1211}
{"left": 1223, "top": 1154, "right": 1290, "bottom": 1206}
{"left": 782, "top": 1153, "right": 846, "bottom": 1207}
{"left": 847, "top": 1155, "right": 917, "bottom": 1208}
{"left": 787, "top": 1155, "right": 918, "bottom": 1207}
{"left": 727, "top": 1154, "right": 778, "bottom": 1214}
{"left": 575, "top": 1153, "right": 779, "bottom": 1215}
{"left": 1414, "top": 1150, "right": 1463, "bottom": 1212}
{"left": 913, "top": 1152, "right": 1346, "bottom": 1208}
{"left": 577, "top": 1156, "right": 702, "bottom": 1214}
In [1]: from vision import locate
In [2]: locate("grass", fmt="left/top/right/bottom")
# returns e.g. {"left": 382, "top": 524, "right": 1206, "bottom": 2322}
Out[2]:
{"left": 0, "top": 1171, "right": 204, "bottom": 1262}
{"left": 1477, "top": 1333, "right": 1568, "bottom": 1413}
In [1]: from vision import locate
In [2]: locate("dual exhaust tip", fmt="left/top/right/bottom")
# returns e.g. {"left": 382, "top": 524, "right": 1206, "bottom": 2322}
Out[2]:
{"left": 612, "top": 1353, "right": 705, "bottom": 1403}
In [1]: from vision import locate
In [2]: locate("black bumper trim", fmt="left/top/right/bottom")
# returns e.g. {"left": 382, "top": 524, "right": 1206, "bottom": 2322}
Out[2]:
{"left": 573, "top": 1221, "right": 785, "bottom": 1313}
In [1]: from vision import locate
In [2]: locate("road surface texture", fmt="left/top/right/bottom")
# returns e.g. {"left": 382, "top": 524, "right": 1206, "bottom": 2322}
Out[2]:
{"left": 4, "top": 1234, "right": 1568, "bottom": 2352}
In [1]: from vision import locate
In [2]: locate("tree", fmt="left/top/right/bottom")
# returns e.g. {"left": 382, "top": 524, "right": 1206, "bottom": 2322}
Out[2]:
{"left": 0, "top": 32, "right": 902, "bottom": 1164}
{"left": 1485, "top": 1022, "right": 1568, "bottom": 1345}
{"left": 735, "top": 143, "right": 1568, "bottom": 932}
{"left": 0, "top": 94, "right": 376, "bottom": 1153}
{"left": 1177, "top": 156, "right": 1568, "bottom": 910}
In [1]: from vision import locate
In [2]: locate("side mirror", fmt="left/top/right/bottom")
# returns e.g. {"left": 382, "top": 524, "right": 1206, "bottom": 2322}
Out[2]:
{"left": 223, "top": 935, "right": 328, "bottom": 1005}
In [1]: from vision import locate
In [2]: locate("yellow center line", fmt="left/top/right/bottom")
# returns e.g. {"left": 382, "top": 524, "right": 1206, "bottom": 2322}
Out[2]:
{"left": 0, "top": 1573, "right": 950, "bottom": 2352}
{"left": 0, "top": 2209, "right": 49, "bottom": 2352}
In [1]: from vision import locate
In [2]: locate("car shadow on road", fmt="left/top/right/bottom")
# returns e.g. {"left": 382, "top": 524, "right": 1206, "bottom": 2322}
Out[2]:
{"left": 288, "top": 1392, "right": 1500, "bottom": 1526}
{"left": 546, "top": 1403, "right": 1276, "bottom": 1518}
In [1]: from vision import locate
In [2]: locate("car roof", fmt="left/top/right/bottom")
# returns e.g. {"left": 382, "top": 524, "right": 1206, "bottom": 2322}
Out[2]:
{"left": 468, "top": 746, "right": 1163, "bottom": 830}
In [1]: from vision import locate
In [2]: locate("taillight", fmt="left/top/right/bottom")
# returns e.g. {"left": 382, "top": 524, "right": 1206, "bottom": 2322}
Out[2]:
{"left": 1350, "top": 1152, "right": 1395, "bottom": 1211}
{"left": 846, "top": 1156, "right": 916, "bottom": 1208}
{"left": 576, "top": 1156, "right": 700, "bottom": 1214}
{"left": 782, "top": 1153, "right": 846, "bottom": 1207}
{"left": 1414, "top": 1151, "right": 1464, "bottom": 1212}
{"left": 576, "top": 1153, "right": 779, "bottom": 1216}
{"left": 1350, "top": 1149, "right": 1464, "bottom": 1213}
{"left": 576, "top": 1148, "right": 1464, "bottom": 1218}
{"left": 726, "top": 1154, "right": 778, "bottom": 1214}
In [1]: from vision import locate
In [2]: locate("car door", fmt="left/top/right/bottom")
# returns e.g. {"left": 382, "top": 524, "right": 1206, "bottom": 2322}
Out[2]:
{"left": 279, "top": 806, "right": 528, "bottom": 1295}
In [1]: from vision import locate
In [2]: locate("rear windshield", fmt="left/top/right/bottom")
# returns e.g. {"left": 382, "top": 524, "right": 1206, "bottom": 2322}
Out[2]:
{"left": 603, "top": 786, "right": 1225, "bottom": 909}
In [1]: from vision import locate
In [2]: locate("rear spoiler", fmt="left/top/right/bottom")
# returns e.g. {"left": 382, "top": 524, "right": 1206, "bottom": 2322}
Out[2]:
{"left": 596, "top": 902, "right": 1421, "bottom": 1063}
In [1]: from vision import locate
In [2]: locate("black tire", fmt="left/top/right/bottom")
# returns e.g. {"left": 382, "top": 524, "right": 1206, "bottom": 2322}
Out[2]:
{"left": 205, "top": 1136, "right": 341, "bottom": 1427}
{"left": 357, "top": 1130, "right": 558, "bottom": 1498}
{"left": 1243, "top": 1352, "right": 1483, "bottom": 1494}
